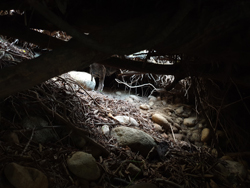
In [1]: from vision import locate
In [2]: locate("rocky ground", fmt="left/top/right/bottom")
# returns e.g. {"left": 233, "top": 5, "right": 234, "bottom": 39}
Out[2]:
{"left": 0, "top": 74, "right": 249, "bottom": 188}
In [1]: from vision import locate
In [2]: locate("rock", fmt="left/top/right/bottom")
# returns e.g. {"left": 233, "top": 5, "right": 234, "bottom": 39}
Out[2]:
{"left": 151, "top": 113, "right": 171, "bottom": 131}
{"left": 114, "top": 116, "right": 139, "bottom": 126}
{"left": 181, "top": 112, "right": 190, "bottom": 118}
{"left": 194, "top": 141, "right": 203, "bottom": 147}
{"left": 173, "top": 123, "right": 181, "bottom": 130}
{"left": 126, "top": 163, "right": 141, "bottom": 176}
{"left": 1, "top": 131, "right": 19, "bottom": 144}
{"left": 201, "top": 128, "right": 211, "bottom": 142}
{"left": 140, "top": 104, "right": 150, "bottom": 110}
{"left": 162, "top": 115, "right": 173, "bottom": 124}
{"left": 161, "top": 133, "right": 169, "bottom": 139}
{"left": 102, "top": 125, "right": 110, "bottom": 135}
{"left": 22, "top": 116, "right": 58, "bottom": 144}
{"left": 67, "top": 152, "right": 100, "bottom": 180}
{"left": 127, "top": 183, "right": 158, "bottom": 188}
{"left": 174, "top": 134, "right": 184, "bottom": 141}
{"left": 111, "top": 126, "right": 156, "bottom": 157}
{"left": 129, "top": 95, "right": 141, "bottom": 101}
{"left": 116, "top": 91, "right": 122, "bottom": 95}
{"left": 175, "top": 106, "right": 192, "bottom": 117}
{"left": 189, "top": 130, "right": 201, "bottom": 143}
{"left": 148, "top": 101, "right": 154, "bottom": 107}
{"left": 211, "top": 148, "right": 218, "bottom": 158}
{"left": 175, "top": 106, "right": 184, "bottom": 114}
{"left": 67, "top": 71, "right": 96, "bottom": 90}
{"left": 126, "top": 98, "right": 134, "bottom": 103}
{"left": 161, "top": 100, "right": 167, "bottom": 105}
{"left": 175, "top": 117, "right": 183, "bottom": 124}
{"left": 216, "top": 160, "right": 247, "bottom": 183}
{"left": 172, "top": 126, "right": 179, "bottom": 133}
{"left": 198, "top": 123, "right": 203, "bottom": 129}
{"left": 220, "top": 155, "right": 233, "bottom": 161}
{"left": 183, "top": 117, "right": 197, "bottom": 127}
{"left": 4, "top": 163, "right": 48, "bottom": 188}
{"left": 153, "top": 123, "right": 163, "bottom": 132}
{"left": 148, "top": 96, "right": 157, "bottom": 102}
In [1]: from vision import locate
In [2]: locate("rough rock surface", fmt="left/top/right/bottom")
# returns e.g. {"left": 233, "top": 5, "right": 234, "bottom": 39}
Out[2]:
{"left": 111, "top": 126, "right": 156, "bottom": 156}
{"left": 68, "top": 71, "right": 96, "bottom": 90}
{"left": 140, "top": 104, "right": 150, "bottom": 110}
{"left": 151, "top": 113, "right": 171, "bottom": 131}
{"left": 114, "top": 116, "right": 139, "bottom": 126}
{"left": 67, "top": 151, "right": 100, "bottom": 180}
{"left": 201, "top": 128, "right": 211, "bottom": 142}
{"left": 183, "top": 116, "right": 197, "bottom": 127}
{"left": 4, "top": 162, "right": 48, "bottom": 188}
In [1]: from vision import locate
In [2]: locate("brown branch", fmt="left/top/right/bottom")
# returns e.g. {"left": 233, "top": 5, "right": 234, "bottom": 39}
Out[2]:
{"left": 0, "top": 39, "right": 108, "bottom": 99}
{"left": 33, "top": 91, "right": 110, "bottom": 157}
{"left": 0, "top": 17, "right": 66, "bottom": 49}
{"left": 27, "top": 0, "right": 192, "bottom": 55}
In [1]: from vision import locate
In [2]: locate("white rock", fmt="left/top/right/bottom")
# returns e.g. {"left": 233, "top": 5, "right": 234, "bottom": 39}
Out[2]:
{"left": 129, "top": 95, "right": 141, "bottom": 101}
{"left": 151, "top": 113, "right": 171, "bottom": 131}
{"left": 102, "top": 125, "right": 110, "bottom": 135}
{"left": 126, "top": 98, "right": 134, "bottom": 103}
{"left": 201, "top": 128, "right": 211, "bottom": 142}
{"left": 111, "top": 126, "right": 156, "bottom": 157}
{"left": 175, "top": 106, "right": 184, "bottom": 114}
{"left": 114, "top": 116, "right": 139, "bottom": 126}
{"left": 4, "top": 163, "right": 48, "bottom": 188}
{"left": 148, "top": 96, "right": 157, "bottom": 102}
{"left": 116, "top": 91, "right": 122, "bottom": 95}
{"left": 198, "top": 123, "right": 203, "bottom": 128}
{"left": 140, "top": 104, "right": 150, "bottom": 110}
{"left": 161, "top": 100, "right": 167, "bottom": 105}
{"left": 67, "top": 152, "right": 100, "bottom": 180}
{"left": 183, "top": 117, "right": 197, "bottom": 127}
{"left": 148, "top": 101, "right": 154, "bottom": 107}
{"left": 68, "top": 71, "right": 96, "bottom": 90}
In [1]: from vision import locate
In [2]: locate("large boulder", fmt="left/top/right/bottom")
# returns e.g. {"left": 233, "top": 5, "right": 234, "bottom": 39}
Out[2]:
{"left": 111, "top": 126, "right": 156, "bottom": 157}
{"left": 67, "top": 152, "right": 100, "bottom": 180}
{"left": 68, "top": 71, "right": 96, "bottom": 90}
{"left": 4, "top": 163, "right": 48, "bottom": 188}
